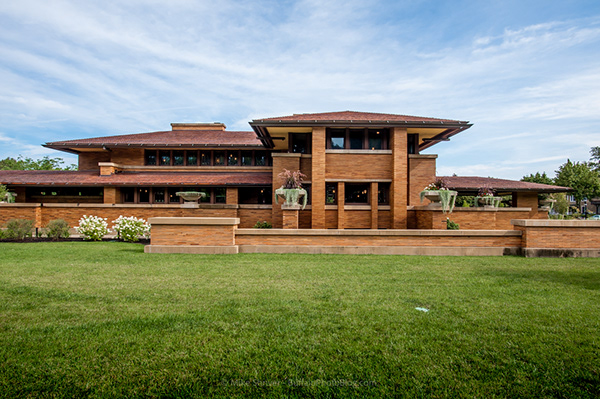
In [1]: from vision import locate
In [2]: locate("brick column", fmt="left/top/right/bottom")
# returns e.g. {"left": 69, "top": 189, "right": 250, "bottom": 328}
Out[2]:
{"left": 226, "top": 187, "right": 238, "bottom": 205}
{"left": 104, "top": 187, "right": 117, "bottom": 204}
{"left": 513, "top": 192, "right": 539, "bottom": 217}
{"left": 390, "top": 127, "right": 408, "bottom": 229}
{"left": 312, "top": 127, "right": 326, "bottom": 229}
{"left": 282, "top": 205, "right": 300, "bottom": 229}
{"left": 337, "top": 182, "right": 345, "bottom": 229}
{"left": 371, "top": 182, "right": 379, "bottom": 229}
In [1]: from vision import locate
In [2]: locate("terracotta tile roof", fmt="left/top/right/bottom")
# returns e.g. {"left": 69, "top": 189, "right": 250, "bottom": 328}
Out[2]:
{"left": 253, "top": 111, "right": 467, "bottom": 124}
{"left": 0, "top": 170, "right": 271, "bottom": 186}
{"left": 439, "top": 176, "right": 571, "bottom": 193}
{"left": 44, "top": 130, "right": 263, "bottom": 149}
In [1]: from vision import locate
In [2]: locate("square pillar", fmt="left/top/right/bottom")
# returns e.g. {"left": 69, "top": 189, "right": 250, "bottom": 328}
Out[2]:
{"left": 282, "top": 205, "right": 300, "bottom": 229}
{"left": 371, "top": 182, "right": 379, "bottom": 229}
{"left": 226, "top": 187, "right": 238, "bottom": 205}
{"left": 337, "top": 182, "right": 345, "bottom": 229}
{"left": 390, "top": 127, "right": 408, "bottom": 229}
{"left": 311, "top": 127, "right": 326, "bottom": 229}
{"left": 104, "top": 187, "right": 117, "bottom": 204}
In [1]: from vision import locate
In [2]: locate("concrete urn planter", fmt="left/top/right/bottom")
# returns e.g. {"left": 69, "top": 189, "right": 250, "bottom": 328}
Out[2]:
{"left": 176, "top": 191, "right": 206, "bottom": 208}
{"left": 475, "top": 196, "right": 502, "bottom": 208}
{"left": 275, "top": 187, "right": 307, "bottom": 210}
{"left": 419, "top": 190, "right": 457, "bottom": 214}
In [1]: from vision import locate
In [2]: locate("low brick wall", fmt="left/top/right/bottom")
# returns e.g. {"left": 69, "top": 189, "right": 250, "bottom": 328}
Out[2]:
{"left": 235, "top": 229, "right": 522, "bottom": 256}
{"left": 410, "top": 207, "right": 546, "bottom": 230}
{"left": 513, "top": 219, "right": 600, "bottom": 257}
{"left": 145, "top": 217, "right": 240, "bottom": 254}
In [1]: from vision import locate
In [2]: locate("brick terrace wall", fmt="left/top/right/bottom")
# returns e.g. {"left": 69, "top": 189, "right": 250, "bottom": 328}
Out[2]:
{"left": 412, "top": 207, "right": 540, "bottom": 230}
{"left": 235, "top": 229, "right": 522, "bottom": 248}
{"left": 149, "top": 217, "right": 238, "bottom": 246}
{"left": 238, "top": 207, "right": 272, "bottom": 228}
{"left": 0, "top": 204, "right": 39, "bottom": 226}
{"left": 408, "top": 155, "right": 437, "bottom": 206}
{"left": 513, "top": 220, "right": 600, "bottom": 255}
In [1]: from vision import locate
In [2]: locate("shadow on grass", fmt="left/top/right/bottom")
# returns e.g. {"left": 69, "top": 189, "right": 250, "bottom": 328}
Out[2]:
{"left": 483, "top": 269, "right": 600, "bottom": 291}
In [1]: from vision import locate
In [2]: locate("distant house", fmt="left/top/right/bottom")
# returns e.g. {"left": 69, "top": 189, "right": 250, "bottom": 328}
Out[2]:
{"left": 0, "top": 111, "right": 571, "bottom": 229}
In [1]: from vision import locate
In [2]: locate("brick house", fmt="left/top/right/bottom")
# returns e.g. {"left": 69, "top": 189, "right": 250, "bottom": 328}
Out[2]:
{"left": 0, "top": 111, "right": 570, "bottom": 230}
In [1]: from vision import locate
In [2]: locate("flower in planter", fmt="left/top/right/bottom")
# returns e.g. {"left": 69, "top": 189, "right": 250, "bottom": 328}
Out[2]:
{"left": 423, "top": 178, "right": 448, "bottom": 191}
{"left": 477, "top": 185, "right": 495, "bottom": 197}
{"left": 278, "top": 169, "right": 306, "bottom": 189}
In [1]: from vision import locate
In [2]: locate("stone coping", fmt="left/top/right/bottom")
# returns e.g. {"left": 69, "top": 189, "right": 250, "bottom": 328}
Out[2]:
{"left": 2, "top": 203, "right": 240, "bottom": 209}
{"left": 149, "top": 217, "right": 240, "bottom": 225}
{"left": 239, "top": 245, "right": 514, "bottom": 256}
{"left": 324, "top": 205, "right": 391, "bottom": 210}
{"left": 410, "top": 206, "right": 533, "bottom": 212}
{"left": 512, "top": 219, "right": 600, "bottom": 227}
{"left": 0, "top": 203, "right": 41, "bottom": 207}
{"left": 236, "top": 228, "right": 521, "bottom": 237}
{"left": 325, "top": 150, "right": 392, "bottom": 155}
{"left": 408, "top": 154, "right": 438, "bottom": 159}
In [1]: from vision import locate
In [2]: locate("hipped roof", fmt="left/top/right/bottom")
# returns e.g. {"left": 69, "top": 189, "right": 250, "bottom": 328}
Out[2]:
{"left": 0, "top": 170, "right": 272, "bottom": 186}
{"left": 440, "top": 176, "right": 571, "bottom": 194}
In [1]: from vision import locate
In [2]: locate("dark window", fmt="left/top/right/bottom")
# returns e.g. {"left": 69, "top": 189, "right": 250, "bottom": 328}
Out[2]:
{"left": 368, "top": 129, "right": 383, "bottom": 150}
{"left": 408, "top": 134, "right": 418, "bottom": 154}
{"left": 254, "top": 151, "right": 267, "bottom": 166}
{"left": 239, "top": 187, "right": 273, "bottom": 204}
{"left": 345, "top": 183, "right": 369, "bottom": 204}
{"left": 349, "top": 129, "right": 364, "bottom": 149}
{"left": 122, "top": 188, "right": 135, "bottom": 203}
{"left": 186, "top": 151, "right": 198, "bottom": 166}
{"left": 201, "top": 152, "right": 211, "bottom": 166}
{"left": 145, "top": 150, "right": 157, "bottom": 165}
{"left": 153, "top": 188, "right": 166, "bottom": 203}
{"left": 227, "top": 151, "right": 239, "bottom": 166}
{"left": 290, "top": 133, "right": 311, "bottom": 154}
{"left": 199, "top": 188, "right": 210, "bottom": 203}
{"left": 168, "top": 188, "right": 181, "bottom": 203}
{"left": 172, "top": 151, "right": 184, "bottom": 166}
{"left": 241, "top": 151, "right": 253, "bottom": 166}
{"left": 215, "top": 188, "right": 226, "bottom": 203}
{"left": 214, "top": 151, "right": 225, "bottom": 166}
{"left": 326, "top": 183, "right": 337, "bottom": 205}
{"left": 138, "top": 187, "right": 150, "bottom": 203}
{"left": 378, "top": 183, "right": 390, "bottom": 204}
{"left": 329, "top": 128, "right": 345, "bottom": 149}
{"left": 159, "top": 151, "right": 171, "bottom": 166}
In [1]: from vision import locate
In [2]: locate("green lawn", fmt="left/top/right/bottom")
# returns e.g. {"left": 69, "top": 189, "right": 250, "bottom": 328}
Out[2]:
{"left": 0, "top": 242, "right": 599, "bottom": 398}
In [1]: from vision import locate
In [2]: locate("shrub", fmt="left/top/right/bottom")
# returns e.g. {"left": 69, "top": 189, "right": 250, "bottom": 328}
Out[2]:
{"left": 4, "top": 219, "right": 35, "bottom": 240}
{"left": 446, "top": 218, "right": 460, "bottom": 230}
{"left": 112, "top": 216, "right": 150, "bottom": 242}
{"left": 44, "top": 219, "right": 70, "bottom": 240}
{"left": 75, "top": 215, "right": 109, "bottom": 241}
{"left": 253, "top": 220, "right": 272, "bottom": 229}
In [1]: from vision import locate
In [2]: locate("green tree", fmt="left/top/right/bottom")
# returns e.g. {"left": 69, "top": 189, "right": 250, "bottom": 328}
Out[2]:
{"left": 0, "top": 155, "right": 76, "bottom": 171}
{"left": 555, "top": 160, "right": 600, "bottom": 209}
{"left": 589, "top": 146, "right": 600, "bottom": 172}
{"left": 521, "top": 172, "right": 554, "bottom": 185}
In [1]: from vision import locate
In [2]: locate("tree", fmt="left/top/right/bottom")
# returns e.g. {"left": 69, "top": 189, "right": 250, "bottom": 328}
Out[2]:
{"left": 554, "top": 159, "right": 600, "bottom": 209}
{"left": 0, "top": 155, "right": 76, "bottom": 171}
{"left": 521, "top": 172, "right": 554, "bottom": 185}
{"left": 589, "top": 146, "right": 600, "bottom": 172}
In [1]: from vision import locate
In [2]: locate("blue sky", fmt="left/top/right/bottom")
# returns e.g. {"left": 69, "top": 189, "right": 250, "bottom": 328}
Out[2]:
{"left": 1, "top": 0, "right": 599, "bottom": 179}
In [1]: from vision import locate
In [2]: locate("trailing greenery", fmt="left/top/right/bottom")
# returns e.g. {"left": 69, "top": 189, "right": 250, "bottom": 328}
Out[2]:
{"left": 446, "top": 218, "right": 459, "bottom": 230}
{"left": 43, "top": 219, "right": 71, "bottom": 240}
{"left": 253, "top": 220, "right": 273, "bottom": 228}
{"left": 3, "top": 218, "right": 35, "bottom": 240}
{"left": 420, "top": 189, "right": 457, "bottom": 213}
{"left": 0, "top": 243, "right": 598, "bottom": 398}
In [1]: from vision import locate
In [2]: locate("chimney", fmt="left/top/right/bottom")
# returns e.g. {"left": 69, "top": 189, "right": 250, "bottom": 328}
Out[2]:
{"left": 171, "top": 122, "right": 226, "bottom": 131}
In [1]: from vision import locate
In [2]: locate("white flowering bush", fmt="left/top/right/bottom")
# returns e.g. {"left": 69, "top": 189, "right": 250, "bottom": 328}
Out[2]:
{"left": 112, "top": 216, "right": 150, "bottom": 243}
{"left": 75, "top": 215, "right": 109, "bottom": 241}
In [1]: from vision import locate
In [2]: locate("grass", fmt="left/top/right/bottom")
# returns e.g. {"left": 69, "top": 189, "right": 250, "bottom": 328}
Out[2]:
{"left": 0, "top": 242, "right": 599, "bottom": 398}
